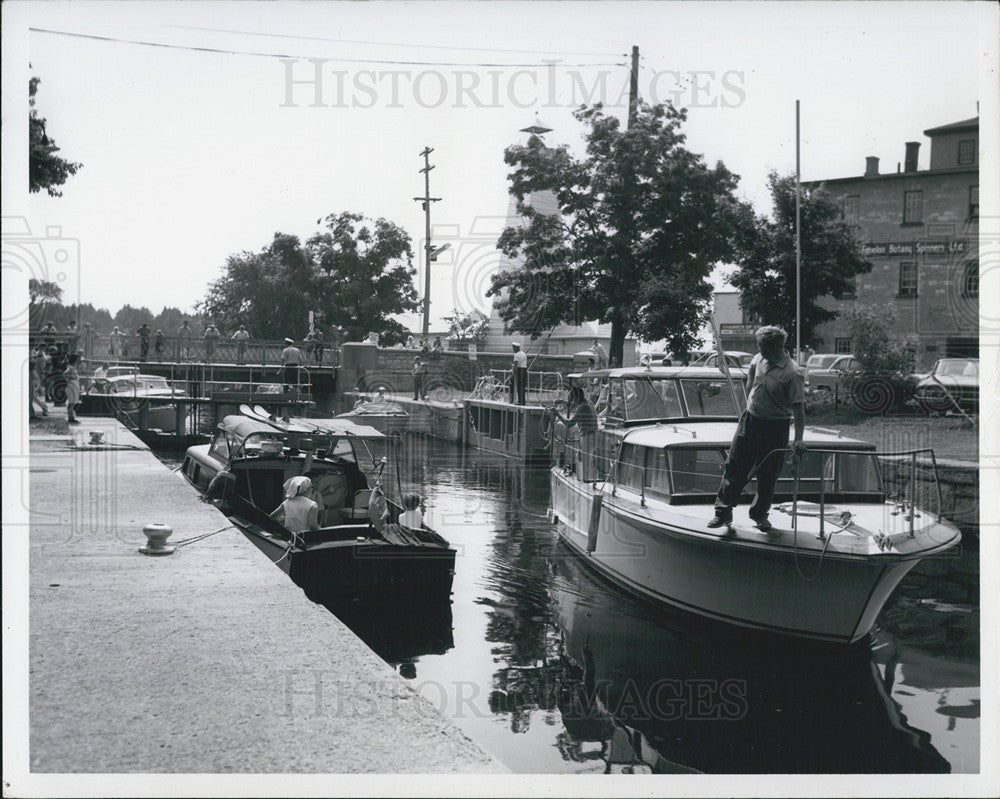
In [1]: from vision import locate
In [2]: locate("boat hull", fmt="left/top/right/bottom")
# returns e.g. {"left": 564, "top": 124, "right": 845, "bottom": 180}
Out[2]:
{"left": 240, "top": 522, "right": 456, "bottom": 605}
{"left": 549, "top": 468, "right": 952, "bottom": 644}
{"left": 464, "top": 399, "right": 552, "bottom": 463}
{"left": 181, "top": 445, "right": 456, "bottom": 603}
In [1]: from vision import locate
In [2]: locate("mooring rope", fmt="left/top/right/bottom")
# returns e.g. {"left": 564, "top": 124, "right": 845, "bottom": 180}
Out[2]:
{"left": 168, "top": 523, "right": 235, "bottom": 548}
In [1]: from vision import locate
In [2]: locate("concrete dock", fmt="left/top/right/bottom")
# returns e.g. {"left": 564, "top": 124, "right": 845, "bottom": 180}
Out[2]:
{"left": 21, "top": 409, "right": 505, "bottom": 775}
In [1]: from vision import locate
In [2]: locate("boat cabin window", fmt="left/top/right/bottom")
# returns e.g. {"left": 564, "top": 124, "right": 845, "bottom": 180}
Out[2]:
{"left": 678, "top": 379, "right": 745, "bottom": 417}
{"left": 617, "top": 444, "right": 645, "bottom": 491}
{"left": 209, "top": 432, "right": 230, "bottom": 461}
{"left": 669, "top": 448, "right": 727, "bottom": 494}
{"left": 644, "top": 449, "right": 671, "bottom": 499}
{"left": 773, "top": 450, "right": 882, "bottom": 496}
{"left": 665, "top": 446, "right": 883, "bottom": 501}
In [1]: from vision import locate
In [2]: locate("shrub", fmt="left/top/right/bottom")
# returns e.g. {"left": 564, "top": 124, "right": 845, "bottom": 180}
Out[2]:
{"left": 841, "top": 304, "right": 918, "bottom": 413}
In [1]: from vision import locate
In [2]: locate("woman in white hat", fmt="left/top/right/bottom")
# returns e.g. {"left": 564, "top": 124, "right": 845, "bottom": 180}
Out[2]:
{"left": 269, "top": 476, "right": 319, "bottom": 533}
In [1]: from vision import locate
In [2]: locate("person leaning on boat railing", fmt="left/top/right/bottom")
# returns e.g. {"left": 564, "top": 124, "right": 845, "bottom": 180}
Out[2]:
{"left": 708, "top": 325, "right": 807, "bottom": 533}
{"left": 551, "top": 385, "right": 599, "bottom": 481}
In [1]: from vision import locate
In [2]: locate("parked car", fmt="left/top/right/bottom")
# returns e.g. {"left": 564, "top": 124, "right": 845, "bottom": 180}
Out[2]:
{"left": 915, "top": 358, "right": 978, "bottom": 413}
{"left": 653, "top": 350, "right": 710, "bottom": 367}
{"left": 805, "top": 354, "right": 858, "bottom": 400}
{"left": 689, "top": 351, "right": 754, "bottom": 369}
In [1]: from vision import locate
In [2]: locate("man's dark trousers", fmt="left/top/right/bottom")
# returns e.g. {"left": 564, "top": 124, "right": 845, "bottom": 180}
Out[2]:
{"left": 714, "top": 411, "right": 790, "bottom": 520}
{"left": 511, "top": 367, "right": 527, "bottom": 405}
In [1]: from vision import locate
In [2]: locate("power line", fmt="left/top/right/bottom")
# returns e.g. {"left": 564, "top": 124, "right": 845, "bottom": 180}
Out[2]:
{"left": 30, "top": 28, "right": 623, "bottom": 68}
{"left": 166, "top": 24, "right": 625, "bottom": 58}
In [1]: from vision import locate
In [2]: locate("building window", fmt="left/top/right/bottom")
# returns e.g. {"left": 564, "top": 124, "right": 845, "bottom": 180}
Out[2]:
{"left": 903, "top": 191, "right": 922, "bottom": 224}
{"left": 963, "top": 261, "right": 978, "bottom": 298}
{"left": 844, "top": 195, "right": 860, "bottom": 226}
{"left": 898, "top": 262, "right": 917, "bottom": 297}
{"left": 969, "top": 185, "right": 979, "bottom": 220}
{"left": 835, "top": 338, "right": 852, "bottom": 354}
{"left": 958, "top": 139, "right": 976, "bottom": 165}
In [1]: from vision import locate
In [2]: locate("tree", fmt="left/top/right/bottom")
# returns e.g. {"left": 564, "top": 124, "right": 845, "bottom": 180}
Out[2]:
{"left": 28, "top": 277, "right": 64, "bottom": 331}
{"left": 729, "top": 172, "right": 872, "bottom": 350}
{"left": 841, "top": 303, "right": 918, "bottom": 413}
{"left": 489, "top": 102, "right": 753, "bottom": 364}
{"left": 444, "top": 308, "right": 488, "bottom": 343}
{"left": 114, "top": 304, "right": 155, "bottom": 333}
{"left": 307, "top": 213, "right": 420, "bottom": 345}
{"left": 199, "top": 213, "right": 419, "bottom": 343}
{"left": 29, "top": 278, "right": 63, "bottom": 306}
{"left": 29, "top": 74, "right": 82, "bottom": 196}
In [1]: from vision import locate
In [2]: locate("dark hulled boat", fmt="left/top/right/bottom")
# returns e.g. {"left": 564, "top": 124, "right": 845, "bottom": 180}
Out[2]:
{"left": 181, "top": 413, "right": 455, "bottom": 603}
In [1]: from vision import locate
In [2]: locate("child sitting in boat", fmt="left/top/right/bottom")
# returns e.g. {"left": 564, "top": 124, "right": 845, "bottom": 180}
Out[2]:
{"left": 398, "top": 493, "right": 423, "bottom": 530}
{"left": 270, "top": 476, "right": 320, "bottom": 533}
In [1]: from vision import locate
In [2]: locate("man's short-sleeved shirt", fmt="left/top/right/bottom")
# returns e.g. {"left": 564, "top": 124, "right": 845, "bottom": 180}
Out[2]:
{"left": 747, "top": 352, "right": 805, "bottom": 419}
{"left": 281, "top": 346, "right": 303, "bottom": 365}
{"left": 513, "top": 350, "right": 528, "bottom": 368}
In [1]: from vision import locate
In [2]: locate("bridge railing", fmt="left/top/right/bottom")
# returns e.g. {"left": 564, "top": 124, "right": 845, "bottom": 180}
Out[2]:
{"left": 31, "top": 330, "right": 337, "bottom": 367}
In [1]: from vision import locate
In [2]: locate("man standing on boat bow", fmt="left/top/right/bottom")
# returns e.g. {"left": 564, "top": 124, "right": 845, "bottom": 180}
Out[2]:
{"left": 708, "top": 325, "right": 806, "bottom": 533}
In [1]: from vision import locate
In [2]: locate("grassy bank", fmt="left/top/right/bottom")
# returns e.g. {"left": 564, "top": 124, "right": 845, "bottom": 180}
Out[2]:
{"left": 804, "top": 407, "right": 977, "bottom": 463}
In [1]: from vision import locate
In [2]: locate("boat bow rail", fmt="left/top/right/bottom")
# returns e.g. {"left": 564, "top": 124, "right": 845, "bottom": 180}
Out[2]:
{"left": 560, "top": 434, "right": 951, "bottom": 541}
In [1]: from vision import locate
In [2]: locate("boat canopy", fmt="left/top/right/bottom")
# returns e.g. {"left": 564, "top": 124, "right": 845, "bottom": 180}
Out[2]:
{"left": 218, "top": 415, "right": 384, "bottom": 443}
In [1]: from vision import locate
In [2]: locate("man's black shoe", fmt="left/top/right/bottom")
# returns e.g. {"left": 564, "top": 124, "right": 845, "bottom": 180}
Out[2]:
{"left": 707, "top": 515, "right": 732, "bottom": 529}
{"left": 752, "top": 516, "right": 773, "bottom": 532}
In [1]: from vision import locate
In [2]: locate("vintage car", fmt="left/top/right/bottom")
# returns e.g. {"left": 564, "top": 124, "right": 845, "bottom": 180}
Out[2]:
{"left": 915, "top": 358, "right": 978, "bottom": 413}
{"left": 805, "top": 354, "right": 858, "bottom": 400}
{"left": 690, "top": 350, "right": 755, "bottom": 369}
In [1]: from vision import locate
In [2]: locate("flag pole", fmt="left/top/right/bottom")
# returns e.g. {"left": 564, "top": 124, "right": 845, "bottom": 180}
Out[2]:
{"left": 795, "top": 100, "right": 802, "bottom": 363}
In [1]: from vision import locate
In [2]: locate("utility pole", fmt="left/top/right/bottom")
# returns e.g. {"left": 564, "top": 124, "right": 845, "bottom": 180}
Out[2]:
{"left": 628, "top": 45, "right": 639, "bottom": 127}
{"left": 413, "top": 147, "right": 441, "bottom": 341}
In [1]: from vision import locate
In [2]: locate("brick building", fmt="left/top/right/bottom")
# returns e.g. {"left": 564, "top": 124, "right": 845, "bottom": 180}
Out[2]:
{"left": 808, "top": 117, "right": 979, "bottom": 365}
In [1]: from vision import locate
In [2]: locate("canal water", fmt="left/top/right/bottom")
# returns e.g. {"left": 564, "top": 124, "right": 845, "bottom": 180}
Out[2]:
{"left": 159, "top": 437, "right": 980, "bottom": 774}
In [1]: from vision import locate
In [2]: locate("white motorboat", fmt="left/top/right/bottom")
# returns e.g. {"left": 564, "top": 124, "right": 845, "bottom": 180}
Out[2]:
{"left": 547, "top": 366, "right": 962, "bottom": 644}
{"left": 80, "top": 372, "right": 188, "bottom": 432}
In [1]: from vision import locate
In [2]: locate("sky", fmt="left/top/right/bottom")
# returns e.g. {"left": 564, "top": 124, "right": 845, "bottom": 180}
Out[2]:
{"left": 6, "top": 1, "right": 993, "bottom": 333}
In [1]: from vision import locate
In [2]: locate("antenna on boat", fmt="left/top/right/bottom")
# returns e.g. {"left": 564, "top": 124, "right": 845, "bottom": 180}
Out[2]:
{"left": 795, "top": 99, "right": 802, "bottom": 364}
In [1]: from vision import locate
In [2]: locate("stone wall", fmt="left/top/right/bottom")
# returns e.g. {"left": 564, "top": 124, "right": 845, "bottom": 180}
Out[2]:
{"left": 878, "top": 456, "right": 978, "bottom": 538}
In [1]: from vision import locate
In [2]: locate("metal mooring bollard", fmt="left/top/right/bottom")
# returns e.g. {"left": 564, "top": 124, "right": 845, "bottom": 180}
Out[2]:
{"left": 89, "top": 431, "right": 105, "bottom": 446}
{"left": 139, "top": 523, "right": 175, "bottom": 556}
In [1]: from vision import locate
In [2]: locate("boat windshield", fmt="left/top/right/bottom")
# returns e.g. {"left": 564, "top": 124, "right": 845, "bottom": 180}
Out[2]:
{"left": 603, "top": 376, "right": 746, "bottom": 423}
{"left": 346, "top": 436, "right": 388, "bottom": 471}
{"left": 677, "top": 378, "right": 745, "bottom": 417}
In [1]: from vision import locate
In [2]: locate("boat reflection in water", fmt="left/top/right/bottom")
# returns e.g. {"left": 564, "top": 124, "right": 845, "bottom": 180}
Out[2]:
{"left": 546, "top": 546, "right": 951, "bottom": 773}
{"left": 320, "top": 588, "right": 454, "bottom": 677}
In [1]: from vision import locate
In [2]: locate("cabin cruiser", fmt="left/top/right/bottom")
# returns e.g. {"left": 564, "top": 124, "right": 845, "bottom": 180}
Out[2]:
{"left": 336, "top": 387, "right": 409, "bottom": 435}
{"left": 182, "top": 411, "right": 455, "bottom": 602}
{"left": 547, "top": 365, "right": 961, "bottom": 644}
{"left": 464, "top": 368, "right": 568, "bottom": 462}
{"left": 80, "top": 372, "right": 188, "bottom": 432}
